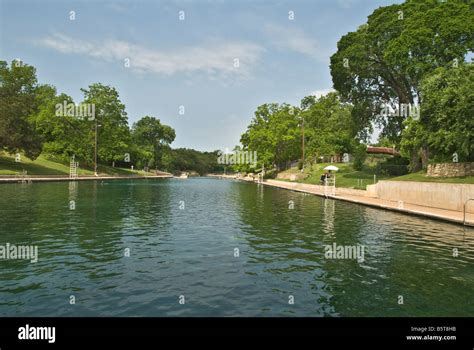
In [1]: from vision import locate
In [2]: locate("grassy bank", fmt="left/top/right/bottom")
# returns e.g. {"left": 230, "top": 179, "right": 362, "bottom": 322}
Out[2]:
{"left": 0, "top": 153, "right": 159, "bottom": 177}
{"left": 277, "top": 163, "right": 387, "bottom": 189}
{"left": 277, "top": 162, "right": 474, "bottom": 189}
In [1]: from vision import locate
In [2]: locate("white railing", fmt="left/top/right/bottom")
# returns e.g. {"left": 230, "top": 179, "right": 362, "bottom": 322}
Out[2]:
{"left": 463, "top": 199, "right": 474, "bottom": 226}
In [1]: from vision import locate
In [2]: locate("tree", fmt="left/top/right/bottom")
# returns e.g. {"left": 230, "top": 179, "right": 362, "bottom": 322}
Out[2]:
{"left": 33, "top": 85, "right": 93, "bottom": 161}
{"left": 164, "top": 148, "right": 222, "bottom": 175}
{"left": 352, "top": 143, "right": 367, "bottom": 171}
{"left": 300, "top": 92, "right": 356, "bottom": 163}
{"left": 240, "top": 103, "right": 300, "bottom": 170}
{"left": 401, "top": 63, "right": 474, "bottom": 167}
{"left": 0, "top": 60, "right": 43, "bottom": 159}
{"left": 330, "top": 0, "right": 474, "bottom": 149}
{"left": 81, "top": 83, "right": 131, "bottom": 166}
{"left": 131, "top": 116, "right": 176, "bottom": 170}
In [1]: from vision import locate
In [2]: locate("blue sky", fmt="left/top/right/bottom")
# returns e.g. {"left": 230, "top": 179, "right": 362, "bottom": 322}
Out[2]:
{"left": 0, "top": 0, "right": 402, "bottom": 151}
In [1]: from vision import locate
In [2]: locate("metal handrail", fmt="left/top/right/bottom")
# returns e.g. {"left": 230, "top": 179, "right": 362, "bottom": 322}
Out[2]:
{"left": 463, "top": 199, "right": 474, "bottom": 226}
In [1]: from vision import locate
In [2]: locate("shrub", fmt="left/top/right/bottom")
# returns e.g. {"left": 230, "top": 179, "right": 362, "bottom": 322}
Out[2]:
{"left": 298, "top": 159, "right": 304, "bottom": 170}
{"left": 264, "top": 168, "right": 278, "bottom": 179}
{"left": 352, "top": 145, "right": 367, "bottom": 171}
{"left": 376, "top": 156, "right": 409, "bottom": 176}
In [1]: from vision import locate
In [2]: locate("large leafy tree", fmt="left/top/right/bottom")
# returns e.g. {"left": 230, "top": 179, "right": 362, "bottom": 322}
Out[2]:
{"left": 240, "top": 103, "right": 301, "bottom": 170}
{"left": 301, "top": 92, "right": 356, "bottom": 163}
{"left": 34, "top": 86, "right": 92, "bottom": 161}
{"left": 164, "top": 148, "right": 222, "bottom": 175}
{"left": 81, "top": 83, "right": 131, "bottom": 165}
{"left": 330, "top": 0, "right": 474, "bottom": 150}
{"left": 0, "top": 60, "right": 43, "bottom": 159}
{"left": 401, "top": 63, "right": 474, "bottom": 166}
{"left": 131, "top": 116, "right": 176, "bottom": 170}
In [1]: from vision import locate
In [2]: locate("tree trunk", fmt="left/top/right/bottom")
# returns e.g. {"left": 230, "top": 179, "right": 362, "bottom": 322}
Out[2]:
{"left": 420, "top": 146, "right": 429, "bottom": 170}
{"left": 409, "top": 150, "right": 422, "bottom": 173}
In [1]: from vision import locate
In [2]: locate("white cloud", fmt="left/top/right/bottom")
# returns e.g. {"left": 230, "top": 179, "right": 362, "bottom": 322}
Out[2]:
{"left": 263, "top": 23, "right": 328, "bottom": 61}
{"left": 38, "top": 32, "right": 264, "bottom": 79}
{"left": 310, "top": 88, "right": 335, "bottom": 98}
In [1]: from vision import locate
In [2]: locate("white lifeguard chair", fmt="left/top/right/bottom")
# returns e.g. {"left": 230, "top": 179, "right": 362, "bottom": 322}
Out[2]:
{"left": 324, "top": 176, "right": 336, "bottom": 197}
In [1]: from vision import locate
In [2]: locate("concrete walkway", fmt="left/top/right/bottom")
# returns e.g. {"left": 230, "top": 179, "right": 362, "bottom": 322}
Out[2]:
{"left": 209, "top": 175, "right": 474, "bottom": 226}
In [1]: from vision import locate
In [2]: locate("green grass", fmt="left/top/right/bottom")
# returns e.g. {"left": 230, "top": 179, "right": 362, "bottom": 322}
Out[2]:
{"left": 277, "top": 161, "right": 474, "bottom": 188}
{"left": 0, "top": 153, "right": 158, "bottom": 177}
{"left": 278, "top": 163, "right": 388, "bottom": 189}
{"left": 0, "top": 154, "right": 85, "bottom": 175}
{"left": 391, "top": 171, "right": 474, "bottom": 184}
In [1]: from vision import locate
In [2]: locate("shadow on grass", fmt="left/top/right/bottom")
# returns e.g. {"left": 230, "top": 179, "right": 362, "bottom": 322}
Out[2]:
{"left": 0, "top": 156, "right": 68, "bottom": 175}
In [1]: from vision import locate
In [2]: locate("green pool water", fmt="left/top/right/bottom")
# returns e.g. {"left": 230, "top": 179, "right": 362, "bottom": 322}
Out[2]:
{"left": 0, "top": 178, "right": 472, "bottom": 316}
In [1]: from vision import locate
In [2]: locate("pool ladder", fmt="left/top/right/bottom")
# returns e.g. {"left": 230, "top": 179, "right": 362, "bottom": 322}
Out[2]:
{"left": 463, "top": 199, "right": 474, "bottom": 226}
{"left": 18, "top": 170, "right": 32, "bottom": 184}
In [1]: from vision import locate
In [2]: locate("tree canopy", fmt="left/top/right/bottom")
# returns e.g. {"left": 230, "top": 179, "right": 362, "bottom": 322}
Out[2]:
{"left": 238, "top": 92, "right": 357, "bottom": 172}
{"left": 330, "top": 0, "right": 474, "bottom": 145}
{"left": 401, "top": 63, "right": 474, "bottom": 166}
{"left": 131, "top": 116, "right": 176, "bottom": 170}
{"left": 0, "top": 60, "right": 43, "bottom": 159}
{"left": 0, "top": 60, "right": 191, "bottom": 173}
{"left": 301, "top": 92, "right": 356, "bottom": 162}
{"left": 240, "top": 103, "right": 301, "bottom": 170}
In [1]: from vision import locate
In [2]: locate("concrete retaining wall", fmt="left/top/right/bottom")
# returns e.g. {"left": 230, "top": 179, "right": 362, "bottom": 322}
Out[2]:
{"left": 336, "top": 187, "right": 374, "bottom": 197}
{"left": 265, "top": 179, "right": 474, "bottom": 214}
{"left": 373, "top": 181, "right": 474, "bottom": 213}
{"left": 265, "top": 180, "right": 372, "bottom": 198}
{"left": 265, "top": 179, "right": 322, "bottom": 192}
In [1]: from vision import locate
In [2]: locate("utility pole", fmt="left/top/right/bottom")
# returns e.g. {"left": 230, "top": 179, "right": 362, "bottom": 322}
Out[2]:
{"left": 94, "top": 118, "right": 98, "bottom": 176}
{"left": 301, "top": 115, "right": 305, "bottom": 172}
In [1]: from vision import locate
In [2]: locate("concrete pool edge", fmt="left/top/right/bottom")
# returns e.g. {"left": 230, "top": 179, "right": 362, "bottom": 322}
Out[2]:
{"left": 207, "top": 175, "right": 474, "bottom": 227}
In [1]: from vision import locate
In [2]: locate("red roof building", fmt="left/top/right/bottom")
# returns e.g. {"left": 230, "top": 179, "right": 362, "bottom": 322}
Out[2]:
{"left": 366, "top": 146, "right": 400, "bottom": 156}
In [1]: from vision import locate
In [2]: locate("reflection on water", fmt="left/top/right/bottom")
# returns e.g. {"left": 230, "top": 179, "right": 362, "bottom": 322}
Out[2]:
{"left": 0, "top": 178, "right": 472, "bottom": 316}
{"left": 322, "top": 198, "right": 335, "bottom": 237}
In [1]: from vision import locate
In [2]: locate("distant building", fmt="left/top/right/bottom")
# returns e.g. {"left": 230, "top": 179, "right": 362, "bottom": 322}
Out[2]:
{"left": 366, "top": 146, "right": 400, "bottom": 156}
